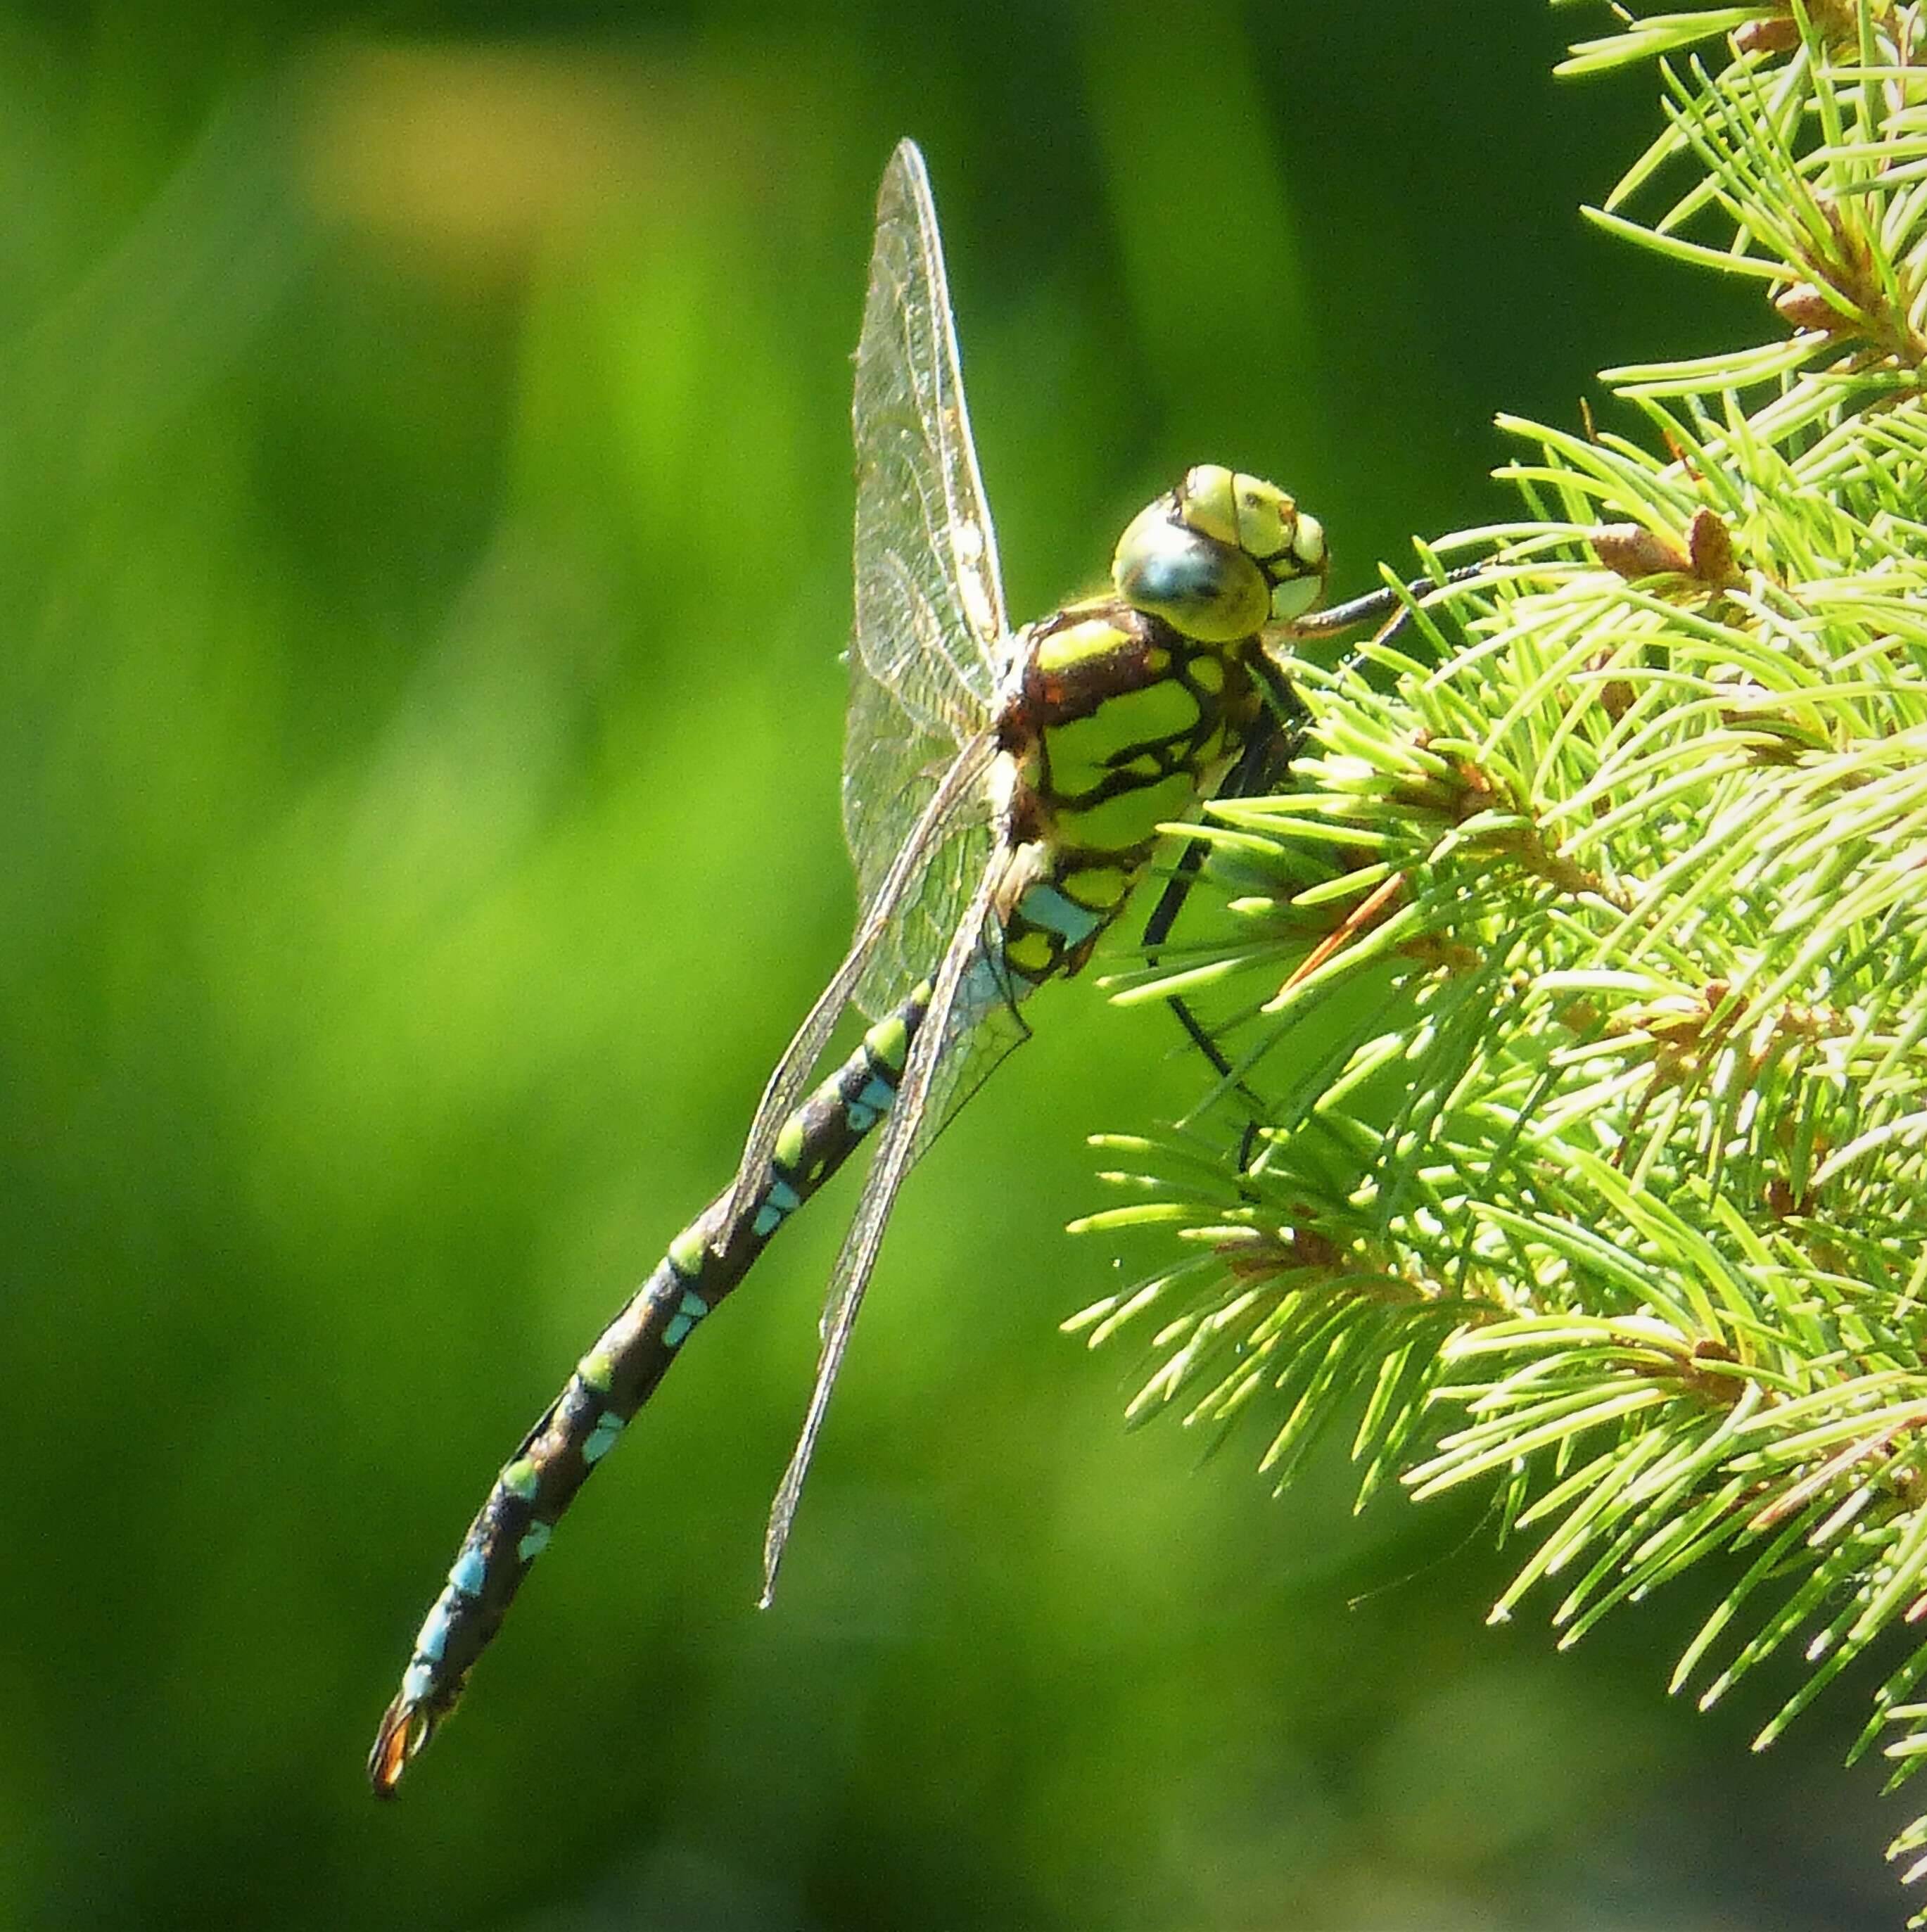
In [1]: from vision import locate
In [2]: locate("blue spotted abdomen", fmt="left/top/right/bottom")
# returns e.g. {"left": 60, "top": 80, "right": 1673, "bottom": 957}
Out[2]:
{"left": 369, "top": 986, "right": 928, "bottom": 1792}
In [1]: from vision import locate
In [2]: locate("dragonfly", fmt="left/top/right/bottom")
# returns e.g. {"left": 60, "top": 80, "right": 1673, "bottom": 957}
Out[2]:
{"left": 370, "top": 137, "right": 1458, "bottom": 1795}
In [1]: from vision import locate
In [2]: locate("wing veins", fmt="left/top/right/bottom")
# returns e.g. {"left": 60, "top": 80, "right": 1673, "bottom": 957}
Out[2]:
{"left": 758, "top": 847, "right": 1007, "bottom": 1605}
{"left": 721, "top": 730, "right": 997, "bottom": 1234}
{"left": 889, "top": 139, "right": 1006, "bottom": 660}
{"left": 843, "top": 141, "right": 1010, "bottom": 969}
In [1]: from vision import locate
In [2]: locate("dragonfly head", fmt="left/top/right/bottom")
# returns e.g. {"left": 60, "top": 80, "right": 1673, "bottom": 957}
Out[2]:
{"left": 1112, "top": 464, "right": 1328, "bottom": 643}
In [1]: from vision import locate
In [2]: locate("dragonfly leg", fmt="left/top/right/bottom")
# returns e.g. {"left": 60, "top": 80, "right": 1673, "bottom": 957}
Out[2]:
{"left": 1290, "top": 559, "right": 1487, "bottom": 640}
{"left": 1146, "top": 560, "right": 1487, "bottom": 1170}
{"left": 1142, "top": 710, "right": 1295, "bottom": 1175}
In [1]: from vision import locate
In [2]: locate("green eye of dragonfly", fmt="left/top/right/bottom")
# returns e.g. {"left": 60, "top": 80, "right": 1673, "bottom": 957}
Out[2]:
{"left": 1112, "top": 463, "right": 1328, "bottom": 641}
{"left": 1112, "top": 502, "right": 1271, "bottom": 642}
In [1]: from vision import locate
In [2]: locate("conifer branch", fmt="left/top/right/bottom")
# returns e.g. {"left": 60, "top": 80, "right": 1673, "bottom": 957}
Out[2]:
{"left": 1076, "top": 3, "right": 1927, "bottom": 1911}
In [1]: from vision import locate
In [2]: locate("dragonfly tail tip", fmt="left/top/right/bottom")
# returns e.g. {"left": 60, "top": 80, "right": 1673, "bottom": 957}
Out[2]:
{"left": 368, "top": 1696, "right": 429, "bottom": 1799}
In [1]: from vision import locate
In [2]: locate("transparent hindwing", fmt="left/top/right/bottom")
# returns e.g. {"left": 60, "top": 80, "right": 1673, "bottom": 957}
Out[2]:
{"left": 844, "top": 137, "right": 1015, "bottom": 1020}
{"left": 723, "top": 139, "right": 1022, "bottom": 1231}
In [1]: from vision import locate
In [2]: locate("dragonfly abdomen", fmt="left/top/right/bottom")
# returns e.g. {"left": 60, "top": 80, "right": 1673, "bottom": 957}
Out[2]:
{"left": 369, "top": 984, "right": 931, "bottom": 1793}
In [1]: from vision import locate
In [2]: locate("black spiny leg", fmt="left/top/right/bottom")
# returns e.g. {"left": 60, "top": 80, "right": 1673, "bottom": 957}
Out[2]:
{"left": 1143, "top": 713, "right": 1292, "bottom": 1152}
{"left": 1142, "top": 655, "right": 1304, "bottom": 1173}
{"left": 1142, "top": 564, "right": 1485, "bottom": 1169}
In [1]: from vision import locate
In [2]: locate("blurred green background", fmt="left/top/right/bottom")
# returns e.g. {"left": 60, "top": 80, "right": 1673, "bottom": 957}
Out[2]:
{"left": 0, "top": 2, "right": 1907, "bottom": 1926}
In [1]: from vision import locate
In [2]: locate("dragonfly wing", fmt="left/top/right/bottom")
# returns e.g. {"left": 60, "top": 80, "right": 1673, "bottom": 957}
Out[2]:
{"left": 723, "top": 141, "right": 1010, "bottom": 1238}
{"left": 722, "top": 730, "right": 996, "bottom": 1235}
{"left": 896, "top": 903, "right": 1031, "bottom": 1166}
{"left": 749, "top": 139, "right": 1038, "bottom": 1570}
{"left": 761, "top": 846, "right": 1018, "bottom": 1603}
{"left": 846, "top": 138, "right": 1011, "bottom": 1019}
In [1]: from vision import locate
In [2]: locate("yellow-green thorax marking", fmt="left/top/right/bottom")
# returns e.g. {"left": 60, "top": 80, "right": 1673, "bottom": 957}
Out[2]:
{"left": 992, "top": 464, "right": 1327, "bottom": 989}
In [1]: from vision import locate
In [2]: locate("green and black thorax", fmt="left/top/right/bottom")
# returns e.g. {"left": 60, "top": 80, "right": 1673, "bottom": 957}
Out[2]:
{"left": 991, "top": 601, "right": 1270, "bottom": 985}
{"left": 988, "top": 463, "right": 1330, "bottom": 992}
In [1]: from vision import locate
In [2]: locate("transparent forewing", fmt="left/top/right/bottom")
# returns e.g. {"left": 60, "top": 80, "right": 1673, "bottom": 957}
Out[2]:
{"left": 720, "top": 730, "right": 996, "bottom": 1235}
{"left": 762, "top": 853, "right": 1024, "bottom": 1603}
{"left": 843, "top": 671, "right": 998, "bottom": 1017}
{"left": 845, "top": 139, "right": 1010, "bottom": 1017}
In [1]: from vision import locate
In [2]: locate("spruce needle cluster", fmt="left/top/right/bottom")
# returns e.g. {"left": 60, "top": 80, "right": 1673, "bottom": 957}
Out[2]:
{"left": 1074, "top": 1, "right": 1927, "bottom": 1905}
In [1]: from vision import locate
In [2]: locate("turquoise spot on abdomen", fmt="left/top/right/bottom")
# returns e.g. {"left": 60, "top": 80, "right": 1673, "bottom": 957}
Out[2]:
{"left": 447, "top": 1549, "right": 487, "bottom": 1599}
{"left": 517, "top": 1522, "right": 552, "bottom": 1562}
{"left": 1018, "top": 882, "right": 1105, "bottom": 946}
{"left": 752, "top": 1175, "right": 803, "bottom": 1237}
{"left": 663, "top": 1288, "right": 710, "bottom": 1349}
{"left": 582, "top": 1410, "right": 625, "bottom": 1464}
{"left": 847, "top": 1070, "right": 898, "bottom": 1131}
{"left": 414, "top": 1600, "right": 453, "bottom": 1663}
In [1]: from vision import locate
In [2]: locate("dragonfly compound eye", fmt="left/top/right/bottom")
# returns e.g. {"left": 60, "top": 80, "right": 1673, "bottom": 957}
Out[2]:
{"left": 1112, "top": 496, "right": 1271, "bottom": 643}
{"left": 1266, "top": 503, "right": 1325, "bottom": 623}
{"left": 1114, "top": 466, "right": 1330, "bottom": 640}
{"left": 1203, "top": 466, "right": 1328, "bottom": 625}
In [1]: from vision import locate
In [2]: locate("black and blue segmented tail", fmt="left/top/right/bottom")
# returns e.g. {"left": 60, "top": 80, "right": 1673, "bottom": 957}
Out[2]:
{"left": 369, "top": 984, "right": 931, "bottom": 1794}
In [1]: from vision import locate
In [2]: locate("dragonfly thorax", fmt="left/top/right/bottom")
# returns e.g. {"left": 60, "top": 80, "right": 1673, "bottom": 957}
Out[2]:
{"left": 987, "top": 464, "right": 1327, "bottom": 993}
{"left": 991, "top": 597, "right": 1267, "bottom": 988}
